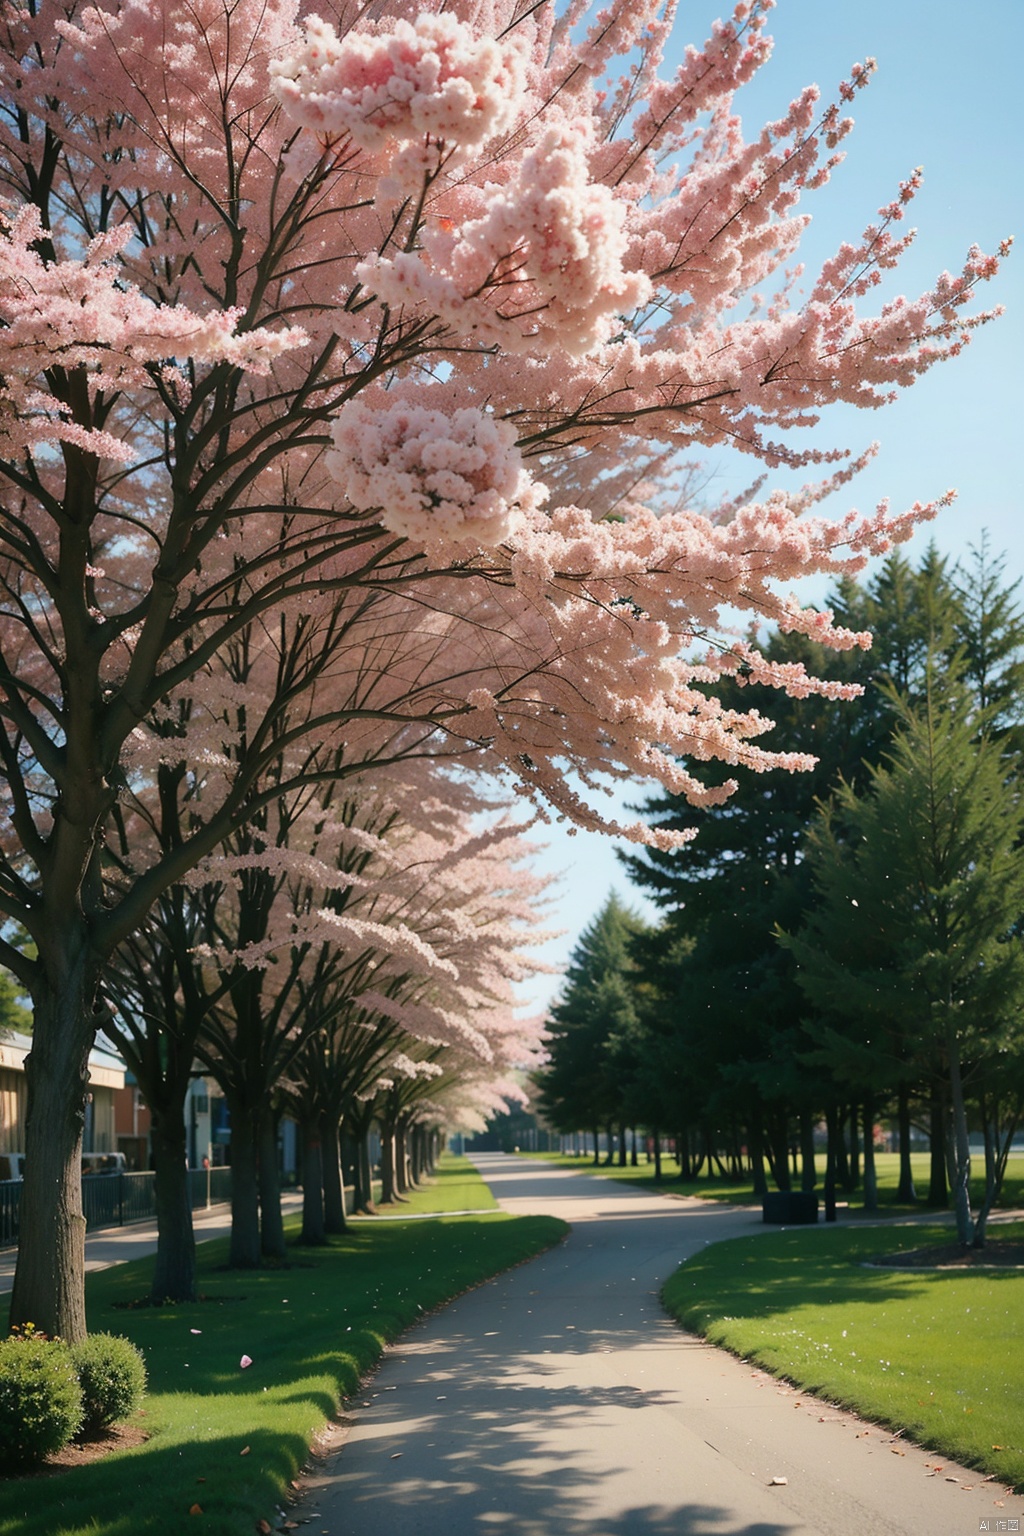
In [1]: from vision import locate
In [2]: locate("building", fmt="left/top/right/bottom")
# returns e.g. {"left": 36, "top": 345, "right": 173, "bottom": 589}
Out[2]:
{"left": 0, "top": 1030, "right": 126, "bottom": 1162}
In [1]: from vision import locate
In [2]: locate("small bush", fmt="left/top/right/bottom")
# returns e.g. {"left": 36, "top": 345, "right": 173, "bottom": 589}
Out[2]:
{"left": 0, "top": 1335, "right": 84, "bottom": 1470}
{"left": 70, "top": 1332, "right": 147, "bottom": 1433}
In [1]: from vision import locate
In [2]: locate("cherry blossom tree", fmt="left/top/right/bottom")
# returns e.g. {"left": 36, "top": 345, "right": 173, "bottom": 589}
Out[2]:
{"left": 250, "top": 778, "right": 550, "bottom": 1245}
{"left": 0, "top": 0, "right": 1008, "bottom": 1337}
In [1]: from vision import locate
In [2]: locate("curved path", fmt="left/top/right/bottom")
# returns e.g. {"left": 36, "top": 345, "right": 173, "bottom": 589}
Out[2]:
{"left": 299, "top": 1153, "right": 1023, "bottom": 1535}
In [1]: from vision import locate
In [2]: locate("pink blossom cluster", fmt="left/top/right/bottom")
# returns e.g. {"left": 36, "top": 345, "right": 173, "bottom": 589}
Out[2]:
{"left": 360, "top": 117, "right": 650, "bottom": 357}
{"left": 327, "top": 394, "right": 545, "bottom": 549}
{"left": 0, "top": 205, "right": 304, "bottom": 459}
{"left": 270, "top": 12, "right": 527, "bottom": 156}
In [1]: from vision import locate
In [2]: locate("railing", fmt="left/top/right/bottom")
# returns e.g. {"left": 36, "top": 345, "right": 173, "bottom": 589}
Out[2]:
{"left": 0, "top": 1167, "right": 234, "bottom": 1248}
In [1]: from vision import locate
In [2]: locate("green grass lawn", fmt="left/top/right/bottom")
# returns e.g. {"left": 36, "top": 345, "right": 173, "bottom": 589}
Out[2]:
{"left": 0, "top": 1157, "right": 563, "bottom": 1536}
{"left": 662, "top": 1219, "right": 1024, "bottom": 1492}
{"left": 380, "top": 1157, "right": 498, "bottom": 1214}
{"left": 527, "top": 1149, "right": 1024, "bottom": 1213}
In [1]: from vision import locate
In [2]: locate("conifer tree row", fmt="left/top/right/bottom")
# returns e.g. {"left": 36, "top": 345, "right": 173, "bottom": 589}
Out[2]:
{"left": 536, "top": 541, "right": 1024, "bottom": 1236}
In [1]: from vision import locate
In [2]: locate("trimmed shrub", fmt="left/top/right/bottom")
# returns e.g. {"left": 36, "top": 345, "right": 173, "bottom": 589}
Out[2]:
{"left": 70, "top": 1332, "right": 147, "bottom": 1432}
{"left": 0, "top": 1335, "right": 84, "bottom": 1469}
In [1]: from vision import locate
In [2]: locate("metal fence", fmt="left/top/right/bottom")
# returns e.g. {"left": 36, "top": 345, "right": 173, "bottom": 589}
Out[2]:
{"left": 0, "top": 1166, "right": 233, "bottom": 1248}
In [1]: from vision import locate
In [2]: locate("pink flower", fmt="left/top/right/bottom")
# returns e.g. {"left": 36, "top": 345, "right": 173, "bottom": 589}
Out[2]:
{"left": 326, "top": 394, "right": 545, "bottom": 550}
{"left": 271, "top": 13, "right": 527, "bottom": 155}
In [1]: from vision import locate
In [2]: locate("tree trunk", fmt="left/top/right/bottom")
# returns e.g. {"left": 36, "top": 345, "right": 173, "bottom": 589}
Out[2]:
{"left": 835, "top": 1105, "right": 851, "bottom": 1193}
{"left": 150, "top": 1108, "right": 197, "bottom": 1304}
{"left": 355, "top": 1131, "right": 376, "bottom": 1214}
{"left": 322, "top": 1113, "right": 347, "bottom": 1235}
{"left": 848, "top": 1105, "right": 860, "bottom": 1189}
{"left": 395, "top": 1122, "right": 410, "bottom": 1195}
{"left": 652, "top": 1129, "right": 662, "bottom": 1183}
{"left": 768, "top": 1113, "right": 791, "bottom": 1192}
{"left": 947, "top": 1039, "right": 975, "bottom": 1247}
{"left": 862, "top": 1098, "right": 878, "bottom": 1213}
{"left": 799, "top": 1109, "right": 817, "bottom": 1193}
{"left": 896, "top": 1083, "right": 917, "bottom": 1203}
{"left": 258, "top": 1114, "right": 286, "bottom": 1261}
{"left": 380, "top": 1125, "right": 397, "bottom": 1204}
{"left": 9, "top": 972, "right": 95, "bottom": 1341}
{"left": 748, "top": 1110, "right": 768, "bottom": 1199}
{"left": 409, "top": 1126, "right": 424, "bottom": 1186}
{"left": 300, "top": 1122, "right": 326, "bottom": 1246}
{"left": 676, "top": 1127, "right": 691, "bottom": 1181}
{"left": 973, "top": 1095, "right": 1022, "bottom": 1247}
{"left": 702, "top": 1125, "right": 717, "bottom": 1178}
{"left": 227, "top": 1100, "right": 261, "bottom": 1268}
{"left": 927, "top": 1083, "right": 948, "bottom": 1207}
{"left": 824, "top": 1103, "right": 838, "bottom": 1222}
{"left": 629, "top": 1127, "right": 638, "bottom": 1167}
{"left": 592, "top": 1127, "right": 600, "bottom": 1167}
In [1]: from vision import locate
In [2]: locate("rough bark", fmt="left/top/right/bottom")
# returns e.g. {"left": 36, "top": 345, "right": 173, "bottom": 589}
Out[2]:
{"left": 380, "top": 1125, "right": 399, "bottom": 1204}
{"left": 258, "top": 1115, "right": 286, "bottom": 1261}
{"left": 322, "top": 1113, "right": 347, "bottom": 1234}
{"left": 150, "top": 1109, "right": 197, "bottom": 1304}
{"left": 353, "top": 1130, "right": 376, "bottom": 1214}
{"left": 227, "top": 1100, "right": 262, "bottom": 1268}
{"left": 947, "top": 1040, "right": 975, "bottom": 1247}
{"left": 9, "top": 973, "right": 94, "bottom": 1340}
{"left": 394, "top": 1122, "right": 410, "bottom": 1195}
{"left": 300, "top": 1123, "right": 326, "bottom": 1246}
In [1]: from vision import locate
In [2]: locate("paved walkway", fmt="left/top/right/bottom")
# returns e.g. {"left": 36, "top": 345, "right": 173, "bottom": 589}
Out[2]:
{"left": 297, "top": 1153, "right": 1024, "bottom": 1536}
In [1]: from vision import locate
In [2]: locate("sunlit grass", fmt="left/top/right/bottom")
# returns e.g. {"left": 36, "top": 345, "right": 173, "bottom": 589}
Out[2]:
{"left": 662, "top": 1219, "right": 1024, "bottom": 1491}
{"left": 380, "top": 1154, "right": 498, "bottom": 1214}
{"left": 0, "top": 1156, "right": 564, "bottom": 1536}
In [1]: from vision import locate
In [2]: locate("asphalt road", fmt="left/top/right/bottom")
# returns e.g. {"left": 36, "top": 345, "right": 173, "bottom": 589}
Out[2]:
{"left": 296, "top": 1152, "right": 1023, "bottom": 1536}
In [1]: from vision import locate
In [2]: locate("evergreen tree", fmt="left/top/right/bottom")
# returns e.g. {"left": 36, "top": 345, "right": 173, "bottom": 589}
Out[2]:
{"left": 623, "top": 543, "right": 1024, "bottom": 1203}
{"left": 784, "top": 664, "right": 1024, "bottom": 1247}
{"left": 535, "top": 894, "right": 646, "bottom": 1159}
{"left": 951, "top": 535, "right": 1024, "bottom": 735}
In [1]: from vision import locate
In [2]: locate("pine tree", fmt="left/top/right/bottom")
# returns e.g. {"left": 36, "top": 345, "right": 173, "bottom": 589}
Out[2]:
{"left": 784, "top": 664, "right": 1024, "bottom": 1246}
{"left": 535, "top": 894, "right": 645, "bottom": 1160}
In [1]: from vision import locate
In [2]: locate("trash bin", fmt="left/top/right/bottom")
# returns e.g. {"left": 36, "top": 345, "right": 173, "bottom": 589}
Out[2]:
{"left": 762, "top": 1190, "right": 818, "bottom": 1224}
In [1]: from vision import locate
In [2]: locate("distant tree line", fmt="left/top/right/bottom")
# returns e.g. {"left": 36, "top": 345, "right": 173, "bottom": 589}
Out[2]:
{"left": 535, "top": 540, "right": 1024, "bottom": 1248}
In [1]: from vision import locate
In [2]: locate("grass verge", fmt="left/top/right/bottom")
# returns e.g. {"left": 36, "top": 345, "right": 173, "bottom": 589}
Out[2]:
{"left": 0, "top": 1158, "right": 563, "bottom": 1536}
{"left": 526, "top": 1149, "right": 1024, "bottom": 1213}
{"left": 376, "top": 1156, "right": 498, "bottom": 1215}
{"left": 662, "top": 1218, "right": 1024, "bottom": 1492}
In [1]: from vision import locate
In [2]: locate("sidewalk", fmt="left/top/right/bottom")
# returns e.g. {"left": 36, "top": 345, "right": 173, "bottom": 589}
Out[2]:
{"left": 295, "top": 1153, "right": 1024, "bottom": 1536}
{"left": 0, "top": 1191, "right": 305, "bottom": 1296}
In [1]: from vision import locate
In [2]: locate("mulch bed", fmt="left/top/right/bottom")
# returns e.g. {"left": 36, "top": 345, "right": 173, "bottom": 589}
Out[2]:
{"left": 3, "top": 1421, "right": 149, "bottom": 1480}
{"left": 870, "top": 1237, "right": 1024, "bottom": 1269}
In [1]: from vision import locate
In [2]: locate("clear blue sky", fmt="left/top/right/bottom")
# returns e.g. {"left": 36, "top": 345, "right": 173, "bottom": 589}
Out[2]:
{"left": 519, "top": 0, "right": 1024, "bottom": 1015}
